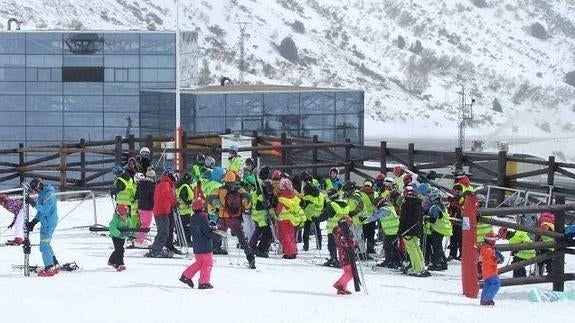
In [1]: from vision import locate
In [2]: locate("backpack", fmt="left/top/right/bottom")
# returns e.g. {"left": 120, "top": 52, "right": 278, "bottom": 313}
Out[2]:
{"left": 225, "top": 187, "right": 242, "bottom": 217}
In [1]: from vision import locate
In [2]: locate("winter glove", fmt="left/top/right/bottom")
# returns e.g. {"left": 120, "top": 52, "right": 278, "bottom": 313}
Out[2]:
{"left": 25, "top": 195, "right": 36, "bottom": 207}
{"left": 27, "top": 218, "right": 39, "bottom": 232}
{"left": 495, "top": 250, "right": 504, "bottom": 264}
{"left": 209, "top": 220, "right": 218, "bottom": 230}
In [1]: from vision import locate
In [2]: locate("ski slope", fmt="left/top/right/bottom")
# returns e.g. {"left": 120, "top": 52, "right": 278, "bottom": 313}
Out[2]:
{"left": 1, "top": 196, "right": 574, "bottom": 323}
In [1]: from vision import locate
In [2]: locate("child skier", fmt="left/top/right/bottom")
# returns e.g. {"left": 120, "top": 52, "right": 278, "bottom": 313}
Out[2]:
{"left": 108, "top": 204, "right": 134, "bottom": 271}
{"left": 332, "top": 216, "right": 358, "bottom": 295}
{"left": 479, "top": 232, "right": 504, "bottom": 306}
{"left": 180, "top": 198, "right": 218, "bottom": 289}
{"left": 0, "top": 194, "right": 25, "bottom": 245}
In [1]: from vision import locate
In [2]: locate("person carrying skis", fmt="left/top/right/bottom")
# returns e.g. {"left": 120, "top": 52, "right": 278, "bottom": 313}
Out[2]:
{"left": 399, "top": 184, "right": 429, "bottom": 277}
{"left": 275, "top": 177, "right": 306, "bottom": 259}
{"left": 332, "top": 216, "right": 358, "bottom": 295}
{"left": 180, "top": 198, "right": 218, "bottom": 289}
{"left": 1, "top": 194, "right": 25, "bottom": 245}
{"left": 177, "top": 172, "right": 194, "bottom": 245}
{"left": 249, "top": 168, "right": 276, "bottom": 258}
{"left": 26, "top": 177, "right": 60, "bottom": 277}
{"left": 134, "top": 168, "right": 155, "bottom": 247}
{"left": 498, "top": 227, "right": 535, "bottom": 277}
{"left": 319, "top": 189, "right": 349, "bottom": 267}
{"left": 108, "top": 204, "right": 135, "bottom": 271}
{"left": 479, "top": 232, "right": 504, "bottom": 306}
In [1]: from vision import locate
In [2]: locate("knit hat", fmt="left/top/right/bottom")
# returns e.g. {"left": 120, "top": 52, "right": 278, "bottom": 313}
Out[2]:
{"left": 279, "top": 177, "right": 293, "bottom": 193}
{"left": 116, "top": 204, "right": 129, "bottom": 216}
{"left": 192, "top": 198, "right": 205, "bottom": 211}
{"left": 484, "top": 232, "right": 498, "bottom": 243}
{"left": 146, "top": 168, "right": 156, "bottom": 179}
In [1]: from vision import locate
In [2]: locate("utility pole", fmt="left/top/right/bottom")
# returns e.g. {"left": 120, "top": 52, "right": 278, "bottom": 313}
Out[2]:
{"left": 237, "top": 21, "right": 250, "bottom": 84}
{"left": 457, "top": 85, "right": 475, "bottom": 150}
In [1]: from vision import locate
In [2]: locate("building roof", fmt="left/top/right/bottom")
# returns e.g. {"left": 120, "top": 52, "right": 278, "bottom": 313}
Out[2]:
{"left": 177, "top": 84, "right": 362, "bottom": 94}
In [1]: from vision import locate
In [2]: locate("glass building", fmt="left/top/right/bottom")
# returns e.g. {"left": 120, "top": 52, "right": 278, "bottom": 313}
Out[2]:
{"left": 140, "top": 85, "right": 364, "bottom": 144}
{"left": 0, "top": 31, "right": 176, "bottom": 149}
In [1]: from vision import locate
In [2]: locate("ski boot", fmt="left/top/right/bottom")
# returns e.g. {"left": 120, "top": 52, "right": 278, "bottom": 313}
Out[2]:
{"left": 254, "top": 250, "right": 269, "bottom": 258}
{"left": 333, "top": 283, "right": 351, "bottom": 295}
{"left": 179, "top": 275, "right": 194, "bottom": 288}
{"left": 323, "top": 258, "right": 340, "bottom": 268}
{"left": 37, "top": 266, "right": 58, "bottom": 277}
{"left": 198, "top": 283, "right": 214, "bottom": 289}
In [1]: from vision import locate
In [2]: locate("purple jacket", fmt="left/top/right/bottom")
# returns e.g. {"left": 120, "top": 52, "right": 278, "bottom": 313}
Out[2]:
{"left": 2, "top": 198, "right": 22, "bottom": 215}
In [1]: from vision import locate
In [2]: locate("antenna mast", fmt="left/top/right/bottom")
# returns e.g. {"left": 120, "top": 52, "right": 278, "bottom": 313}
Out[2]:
{"left": 237, "top": 21, "right": 250, "bottom": 84}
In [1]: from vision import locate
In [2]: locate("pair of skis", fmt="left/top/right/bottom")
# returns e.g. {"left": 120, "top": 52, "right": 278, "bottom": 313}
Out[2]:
{"left": 339, "top": 221, "right": 368, "bottom": 294}
{"left": 12, "top": 262, "right": 80, "bottom": 274}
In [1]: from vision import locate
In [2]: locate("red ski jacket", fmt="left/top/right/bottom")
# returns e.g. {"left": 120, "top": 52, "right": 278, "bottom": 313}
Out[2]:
{"left": 153, "top": 175, "right": 176, "bottom": 216}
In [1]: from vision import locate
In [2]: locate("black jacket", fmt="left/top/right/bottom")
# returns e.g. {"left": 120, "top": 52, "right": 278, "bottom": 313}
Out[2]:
{"left": 399, "top": 196, "right": 423, "bottom": 237}
{"left": 190, "top": 211, "right": 218, "bottom": 254}
{"left": 135, "top": 178, "right": 155, "bottom": 211}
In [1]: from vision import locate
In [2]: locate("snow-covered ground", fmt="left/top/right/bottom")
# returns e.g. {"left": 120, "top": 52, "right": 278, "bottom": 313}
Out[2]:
{"left": 1, "top": 196, "right": 574, "bottom": 323}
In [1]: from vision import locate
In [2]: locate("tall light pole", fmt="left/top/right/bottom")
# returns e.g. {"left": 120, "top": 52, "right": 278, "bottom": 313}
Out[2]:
{"left": 457, "top": 85, "right": 475, "bottom": 150}
{"left": 175, "top": 0, "right": 182, "bottom": 173}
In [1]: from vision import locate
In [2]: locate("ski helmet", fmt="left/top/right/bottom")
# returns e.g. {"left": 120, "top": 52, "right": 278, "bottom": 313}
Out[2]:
{"left": 244, "top": 157, "right": 256, "bottom": 169}
{"left": 342, "top": 181, "right": 356, "bottom": 192}
{"left": 139, "top": 147, "right": 150, "bottom": 157}
{"left": 329, "top": 167, "right": 339, "bottom": 176}
{"left": 29, "top": 177, "right": 44, "bottom": 192}
{"left": 204, "top": 156, "right": 216, "bottom": 168}
{"left": 112, "top": 165, "right": 123, "bottom": 176}
{"left": 259, "top": 166, "right": 271, "bottom": 181}
{"left": 115, "top": 204, "right": 130, "bottom": 216}
{"left": 300, "top": 170, "right": 312, "bottom": 182}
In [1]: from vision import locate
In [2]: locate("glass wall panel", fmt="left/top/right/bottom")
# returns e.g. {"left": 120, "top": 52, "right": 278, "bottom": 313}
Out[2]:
{"left": 194, "top": 117, "right": 225, "bottom": 133}
{"left": 2, "top": 127, "right": 25, "bottom": 140}
{"left": 140, "top": 33, "right": 175, "bottom": 54}
{"left": 104, "top": 96, "right": 139, "bottom": 112}
{"left": 63, "top": 55, "right": 103, "bottom": 67}
{"left": 0, "top": 82, "right": 25, "bottom": 95}
{"left": 302, "top": 129, "right": 334, "bottom": 142}
{"left": 63, "top": 82, "right": 103, "bottom": 95}
{"left": 141, "top": 69, "right": 175, "bottom": 82}
{"left": 336, "top": 114, "right": 360, "bottom": 128}
{"left": 141, "top": 55, "right": 175, "bottom": 68}
{"left": 104, "top": 127, "right": 138, "bottom": 138}
{"left": 104, "top": 112, "right": 139, "bottom": 127}
{"left": 105, "top": 55, "right": 139, "bottom": 68}
{"left": 26, "top": 55, "right": 62, "bottom": 67}
{"left": 27, "top": 96, "right": 62, "bottom": 112}
{"left": 63, "top": 33, "right": 104, "bottom": 55}
{"left": 63, "top": 96, "right": 103, "bottom": 112}
{"left": 263, "top": 115, "right": 300, "bottom": 132}
{"left": 195, "top": 95, "right": 224, "bottom": 117}
{"left": 301, "top": 92, "right": 335, "bottom": 114}
{"left": 64, "top": 112, "right": 103, "bottom": 127}
{"left": 335, "top": 92, "right": 363, "bottom": 113}
{"left": 263, "top": 93, "right": 299, "bottom": 115}
{"left": 26, "top": 112, "right": 61, "bottom": 126}
{"left": 300, "top": 114, "right": 334, "bottom": 129}
{"left": 0, "top": 34, "right": 25, "bottom": 54}
{"left": 63, "top": 126, "right": 103, "bottom": 141}
{"left": 26, "top": 82, "right": 61, "bottom": 95}
{"left": 26, "top": 33, "right": 62, "bottom": 55}
{"left": 104, "top": 33, "right": 140, "bottom": 54}
{"left": 0, "top": 95, "right": 25, "bottom": 111}
{"left": 0, "top": 67, "right": 25, "bottom": 81}
{"left": 104, "top": 82, "right": 139, "bottom": 95}
{"left": 37, "top": 68, "right": 51, "bottom": 81}
{"left": 0, "top": 55, "right": 25, "bottom": 67}
{"left": 140, "top": 82, "right": 175, "bottom": 89}
{"left": 0, "top": 111, "right": 25, "bottom": 126}
{"left": 225, "top": 94, "right": 263, "bottom": 117}
{"left": 335, "top": 127, "right": 360, "bottom": 143}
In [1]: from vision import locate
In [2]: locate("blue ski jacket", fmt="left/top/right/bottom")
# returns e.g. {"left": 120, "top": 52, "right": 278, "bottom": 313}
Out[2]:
{"left": 33, "top": 185, "right": 58, "bottom": 228}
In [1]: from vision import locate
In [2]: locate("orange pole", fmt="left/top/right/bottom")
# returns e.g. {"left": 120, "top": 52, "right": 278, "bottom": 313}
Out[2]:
{"left": 461, "top": 194, "right": 479, "bottom": 298}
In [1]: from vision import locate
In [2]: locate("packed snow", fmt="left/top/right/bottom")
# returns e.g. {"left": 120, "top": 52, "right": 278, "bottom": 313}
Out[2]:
{"left": 1, "top": 195, "right": 574, "bottom": 323}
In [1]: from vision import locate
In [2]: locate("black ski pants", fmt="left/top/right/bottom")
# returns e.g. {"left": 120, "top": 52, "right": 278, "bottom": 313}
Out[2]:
{"left": 109, "top": 237, "right": 125, "bottom": 266}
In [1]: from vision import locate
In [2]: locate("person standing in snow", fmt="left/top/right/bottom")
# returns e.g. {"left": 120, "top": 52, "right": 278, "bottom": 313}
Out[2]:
{"left": 275, "top": 177, "right": 305, "bottom": 259}
{"left": 0, "top": 194, "right": 25, "bottom": 245}
{"left": 179, "top": 198, "right": 218, "bottom": 289}
{"left": 26, "top": 177, "right": 60, "bottom": 277}
{"left": 479, "top": 232, "right": 503, "bottom": 306}
{"left": 332, "top": 216, "right": 358, "bottom": 295}
{"left": 108, "top": 204, "right": 135, "bottom": 271}
{"left": 145, "top": 170, "right": 178, "bottom": 258}
{"left": 134, "top": 168, "right": 155, "bottom": 247}
{"left": 399, "top": 184, "right": 429, "bottom": 277}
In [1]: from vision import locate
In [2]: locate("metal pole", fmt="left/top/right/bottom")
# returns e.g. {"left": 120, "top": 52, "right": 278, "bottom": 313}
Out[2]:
{"left": 175, "top": 0, "right": 182, "bottom": 173}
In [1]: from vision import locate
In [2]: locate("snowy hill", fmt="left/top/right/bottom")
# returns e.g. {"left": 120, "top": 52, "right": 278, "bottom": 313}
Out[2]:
{"left": 2, "top": 0, "right": 575, "bottom": 151}
{"left": 1, "top": 196, "right": 575, "bottom": 322}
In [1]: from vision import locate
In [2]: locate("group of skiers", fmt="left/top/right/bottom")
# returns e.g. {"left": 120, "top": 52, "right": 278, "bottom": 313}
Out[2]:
{"left": 2, "top": 144, "right": 570, "bottom": 301}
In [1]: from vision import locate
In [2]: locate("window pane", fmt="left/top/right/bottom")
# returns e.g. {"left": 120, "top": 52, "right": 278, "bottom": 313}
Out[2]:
{"left": 0, "top": 67, "right": 25, "bottom": 81}
{"left": 63, "top": 33, "right": 104, "bottom": 55}
{"left": 0, "top": 34, "right": 25, "bottom": 54}
{"left": 225, "top": 94, "right": 263, "bottom": 116}
{"left": 141, "top": 68, "right": 175, "bottom": 82}
{"left": 0, "top": 55, "right": 25, "bottom": 67}
{"left": 64, "top": 112, "right": 103, "bottom": 127}
{"left": 301, "top": 92, "right": 335, "bottom": 114}
{"left": 51, "top": 68, "right": 62, "bottom": 81}
{"left": 0, "top": 111, "right": 25, "bottom": 126}
{"left": 335, "top": 127, "right": 359, "bottom": 143}
{"left": 336, "top": 92, "right": 363, "bottom": 113}
{"left": 62, "top": 67, "right": 104, "bottom": 82}
{"left": 104, "top": 112, "right": 139, "bottom": 127}
{"left": 63, "top": 82, "right": 103, "bottom": 95}
{"left": 0, "top": 82, "right": 25, "bottom": 95}
{"left": 141, "top": 55, "right": 175, "bottom": 68}
{"left": 64, "top": 96, "right": 103, "bottom": 112}
{"left": 104, "top": 82, "right": 139, "bottom": 95}
{"left": 263, "top": 115, "right": 300, "bottom": 132}
{"left": 26, "top": 55, "right": 62, "bottom": 67}
{"left": 263, "top": 93, "right": 299, "bottom": 115}
{"left": 2, "top": 127, "right": 25, "bottom": 140}
{"left": 0, "top": 95, "right": 25, "bottom": 111}
{"left": 128, "top": 68, "right": 139, "bottom": 82}
{"left": 63, "top": 55, "right": 103, "bottom": 67}
{"left": 196, "top": 95, "right": 224, "bottom": 117}
{"left": 104, "top": 33, "right": 140, "bottom": 55}
{"left": 104, "top": 96, "right": 139, "bottom": 112}
{"left": 26, "top": 33, "right": 62, "bottom": 55}
{"left": 104, "top": 55, "right": 139, "bottom": 68}
{"left": 193, "top": 117, "right": 225, "bottom": 133}
{"left": 301, "top": 114, "right": 334, "bottom": 129}
{"left": 140, "top": 33, "right": 175, "bottom": 54}
{"left": 114, "top": 68, "right": 128, "bottom": 82}
{"left": 37, "top": 68, "right": 51, "bottom": 81}
{"left": 27, "top": 96, "right": 62, "bottom": 112}
{"left": 301, "top": 129, "right": 334, "bottom": 142}
{"left": 63, "top": 127, "right": 103, "bottom": 141}
{"left": 336, "top": 114, "right": 360, "bottom": 128}
{"left": 140, "top": 82, "right": 175, "bottom": 89}
{"left": 26, "top": 112, "right": 62, "bottom": 126}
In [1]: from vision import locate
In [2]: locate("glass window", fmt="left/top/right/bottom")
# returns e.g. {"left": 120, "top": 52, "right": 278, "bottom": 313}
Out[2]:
{"left": 0, "top": 95, "right": 25, "bottom": 111}
{"left": 263, "top": 115, "right": 300, "bottom": 132}
{"left": 196, "top": 95, "right": 224, "bottom": 117}
{"left": 128, "top": 68, "right": 139, "bottom": 82}
{"left": 26, "top": 112, "right": 62, "bottom": 126}
{"left": 63, "top": 55, "right": 103, "bottom": 67}
{"left": 104, "top": 55, "right": 139, "bottom": 68}
{"left": 63, "top": 82, "right": 103, "bottom": 95}
{"left": 0, "top": 33, "right": 25, "bottom": 54}
{"left": 301, "top": 114, "right": 334, "bottom": 129}
{"left": 1, "top": 127, "right": 25, "bottom": 140}
{"left": 51, "top": 68, "right": 62, "bottom": 81}
{"left": 193, "top": 117, "right": 225, "bottom": 133}
{"left": 64, "top": 112, "right": 103, "bottom": 127}
{"left": 37, "top": 68, "right": 51, "bottom": 82}
{"left": 0, "top": 67, "right": 25, "bottom": 81}
{"left": 104, "top": 127, "right": 140, "bottom": 138}
{"left": 26, "top": 68, "right": 37, "bottom": 81}
{"left": 141, "top": 68, "right": 175, "bottom": 82}
{"left": 225, "top": 94, "right": 263, "bottom": 116}
{"left": 63, "top": 127, "right": 103, "bottom": 141}
{"left": 64, "top": 96, "right": 103, "bottom": 112}
{"left": 104, "top": 96, "right": 139, "bottom": 112}
{"left": 335, "top": 127, "right": 360, "bottom": 143}
{"left": 0, "top": 82, "right": 25, "bottom": 95}
{"left": 301, "top": 129, "right": 334, "bottom": 142}
{"left": 301, "top": 92, "right": 335, "bottom": 114}
{"left": 0, "top": 55, "right": 25, "bottom": 67}
{"left": 335, "top": 92, "right": 363, "bottom": 113}
{"left": 26, "top": 33, "right": 62, "bottom": 55}
{"left": 104, "top": 112, "right": 139, "bottom": 127}
{"left": 26, "top": 55, "right": 62, "bottom": 67}
{"left": 336, "top": 114, "right": 361, "bottom": 128}
{"left": 263, "top": 93, "right": 299, "bottom": 115}
{"left": 0, "top": 111, "right": 25, "bottom": 126}
{"left": 104, "top": 33, "right": 140, "bottom": 55}
{"left": 104, "top": 68, "right": 114, "bottom": 82}
{"left": 27, "top": 96, "right": 62, "bottom": 112}
{"left": 62, "top": 67, "right": 104, "bottom": 82}
{"left": 63, "top": 33, "right": 104, "bottom": 55}
{"left": 141, "top": 55, "right": 175, "bottom": 68}
{"left": 114, "top": 68, "right": 128, "bottom": 82}
{"left": 140, "top": 82, "right": 175, "bottom": 89}
{"left": 104, "top": 82, "right": 139, "bottom": 95}
{"left": 140, "top": 33, "right": 175, "bottom": 54}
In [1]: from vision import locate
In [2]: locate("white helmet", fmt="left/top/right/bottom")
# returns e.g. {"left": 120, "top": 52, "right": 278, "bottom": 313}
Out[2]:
{"left": 134, "top": 172, "right": 145, "bottom": 182}
{"left": 139, "top": 147, "right": 150, "bottom": 156}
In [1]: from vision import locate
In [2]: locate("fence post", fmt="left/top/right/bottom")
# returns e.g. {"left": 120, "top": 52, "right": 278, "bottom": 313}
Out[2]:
{"left": 251, "top": 131, "right": 259, "bottom": 163}
{"left": 145, "top": 135, "right": 154, "bottom": 152}
{"left": 128, "top": 134, "right": 135, "bottom": 156}
{"left": 547, "top": 155, "right": 556, "bottom": 191}
{"left": 407, "top": 143, "right": 415, "bottom": 171}
{"left": 18, "top": 143, "right": 24, "bottom": 184}
{"left": 280, "top": 132, "right": 288, "bottom": 167}
{"left": 345, "top": 138, "right": 351, "bottom": 181}
{"left": 496, "top": 150, "right": 507, "bottom": 204}
{"left": 114, "top": 136, "right": 122, "bottom": 165}
{"left": 59, "top": 144, "right": 66, "bottom": 192}
{"left": 380, "top": 141, "right": 387, "bottom": 174}
{"left": 312, "top": 135, "right": 319, "bottom": 179}
{"left": 79, "top": 138, "right": 86, "bottom": 187}
{"left": 552, "top": 195, "right": 565, "bottom": 292}
{"left": 455, "top": 147, "right": 463, "bottom": 171}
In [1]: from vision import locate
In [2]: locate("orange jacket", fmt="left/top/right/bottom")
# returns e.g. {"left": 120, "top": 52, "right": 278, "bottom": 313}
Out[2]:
{"left": 480, "top": 244, "right": 498, "bottom": 279}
